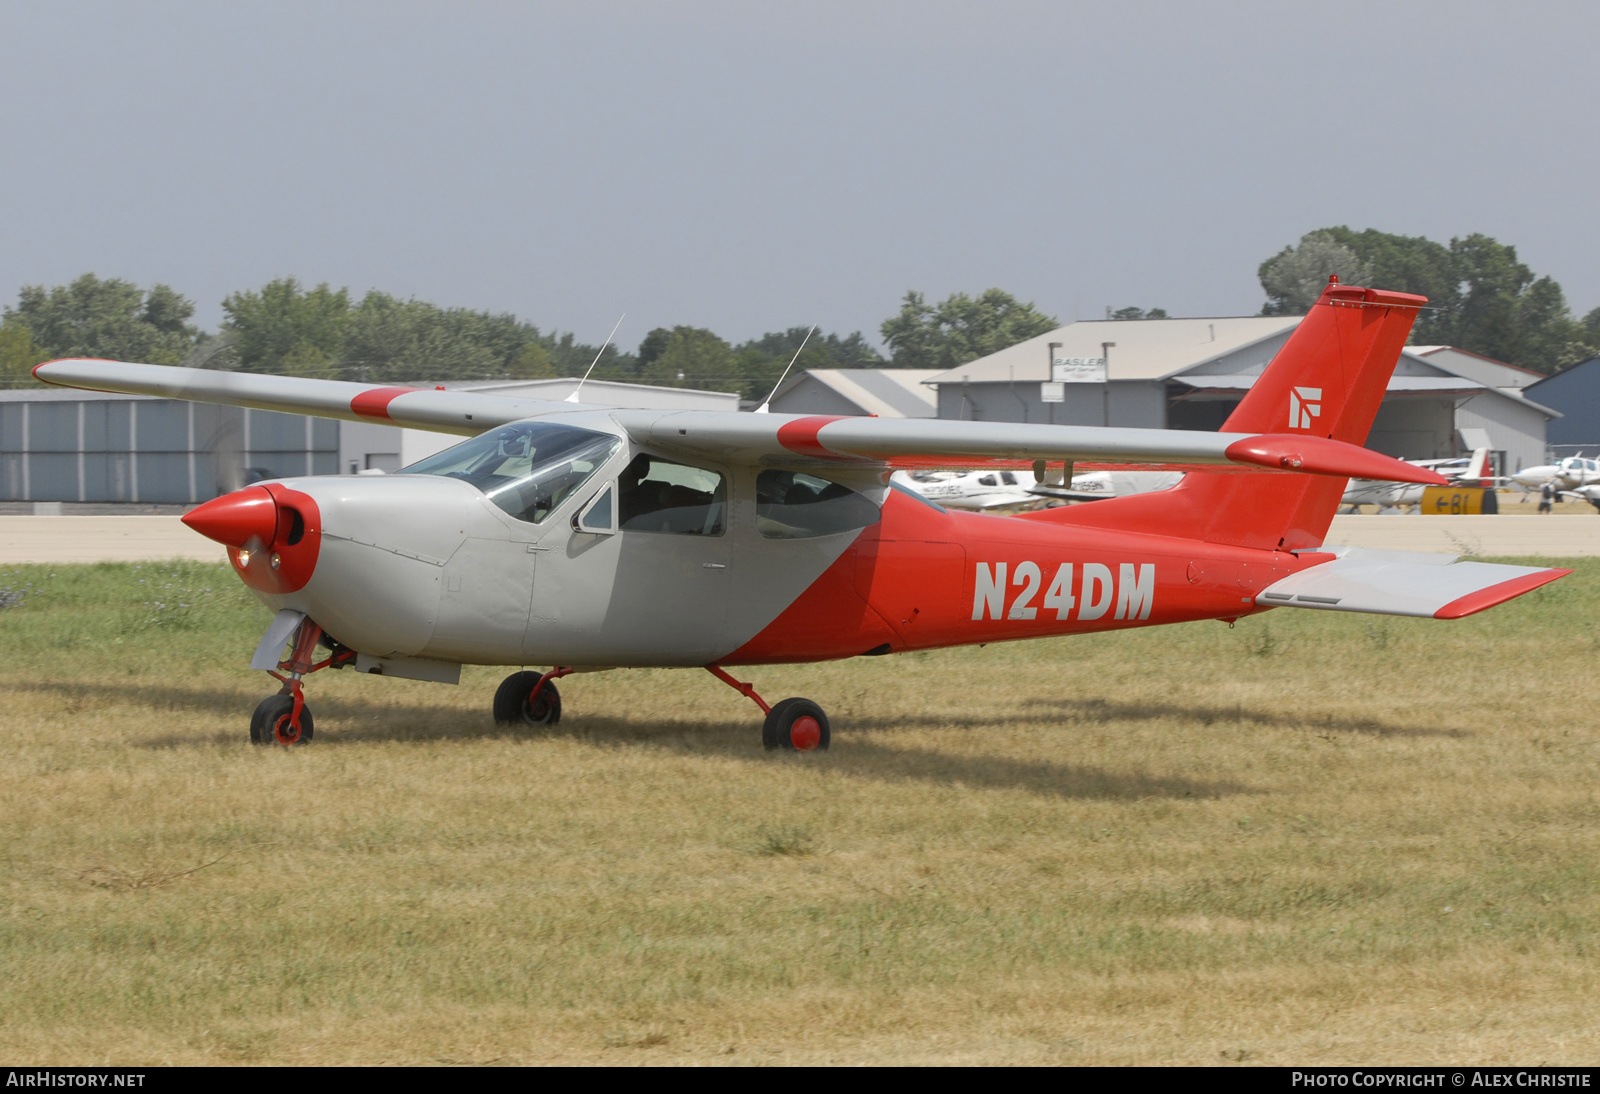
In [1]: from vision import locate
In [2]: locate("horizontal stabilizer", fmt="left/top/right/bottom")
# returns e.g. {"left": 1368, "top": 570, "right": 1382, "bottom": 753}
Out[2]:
{"left": 1256, "top": 546, "right": 1570, "bottom": 619}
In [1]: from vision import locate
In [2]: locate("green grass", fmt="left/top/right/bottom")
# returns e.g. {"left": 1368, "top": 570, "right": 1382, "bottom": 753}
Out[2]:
{"left": 0, "top": 559, "right": 1597, "bottom": 1064}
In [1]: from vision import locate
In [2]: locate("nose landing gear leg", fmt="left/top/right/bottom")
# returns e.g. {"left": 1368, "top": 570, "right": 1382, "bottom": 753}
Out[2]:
{"left": 251, "top": 619, "right": 354, "bottom": 745}
{"left": 706, "top": 666, "right": 830, "bottom": 753}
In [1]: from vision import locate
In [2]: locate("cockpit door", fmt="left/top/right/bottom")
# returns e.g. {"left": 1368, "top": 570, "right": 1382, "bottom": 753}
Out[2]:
{"left": 525, "top": 453, "right": 732, "bottom": 666}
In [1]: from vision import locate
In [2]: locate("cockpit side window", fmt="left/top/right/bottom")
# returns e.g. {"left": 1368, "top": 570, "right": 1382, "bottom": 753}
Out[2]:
{"left": 756, "top": 469, "right": 881, "bottom": 539}
{"left": 618, "top": 454, "right": 727, "bottom": 535}
{"left": 397, "top": 421, "right": 620, "bottom": 525}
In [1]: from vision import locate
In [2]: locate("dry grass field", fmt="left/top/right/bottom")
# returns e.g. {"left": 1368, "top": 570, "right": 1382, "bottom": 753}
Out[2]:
{"left": 1, "top": 559, "right": 1597, "bottom": 1066}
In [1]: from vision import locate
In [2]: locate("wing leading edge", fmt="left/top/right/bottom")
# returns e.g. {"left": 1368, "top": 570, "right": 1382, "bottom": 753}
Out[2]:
{"left": 35, "top": 358, "right": 1443, "bottom": 483}
{"left": 614, "top": 411, "right": 1445, "bottom": 483}
{"left": 33, "top": 358, "right": 585, "bottom": 436}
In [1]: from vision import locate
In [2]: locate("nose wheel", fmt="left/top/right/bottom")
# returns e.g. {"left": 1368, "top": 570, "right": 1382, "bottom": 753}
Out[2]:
{"left": 706, "top": 666, "right": 830, "bottom": 752}
{"left": 250, "top": 693, "right": 315, "bottom": 745}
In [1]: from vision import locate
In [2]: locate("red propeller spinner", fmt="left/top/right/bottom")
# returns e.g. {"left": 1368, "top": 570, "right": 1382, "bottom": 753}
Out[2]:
{"left": 183, "top": 484, "right": 322, "bottom": 595}
{"left": 181, "top": 486, "right": 279, "bottom": 549}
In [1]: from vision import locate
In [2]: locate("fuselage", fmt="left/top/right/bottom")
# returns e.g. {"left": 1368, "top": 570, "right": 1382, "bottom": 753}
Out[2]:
{"left": 215, "top": 419, "right": 1321, "bottom": 671}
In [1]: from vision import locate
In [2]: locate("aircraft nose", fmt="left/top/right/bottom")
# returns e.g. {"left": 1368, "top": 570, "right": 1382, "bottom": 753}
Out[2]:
{"left": 182, "top": 486, "right": 278, "bottom": 549}
{"left": 185, "top": 484, "right": 322, "bottom": 595}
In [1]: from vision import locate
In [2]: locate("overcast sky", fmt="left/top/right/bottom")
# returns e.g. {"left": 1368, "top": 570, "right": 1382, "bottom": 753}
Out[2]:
{"left": 2, "top": 1, "right": 1596, "bottom": 350}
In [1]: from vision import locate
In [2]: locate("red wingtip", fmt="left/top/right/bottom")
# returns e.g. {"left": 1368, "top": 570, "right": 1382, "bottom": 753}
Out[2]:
{"left": 1434, "top": 568, "right": 1573, "bottom": 619}
{"left": 182, "top": 487, "right": 278, "bottom": 549}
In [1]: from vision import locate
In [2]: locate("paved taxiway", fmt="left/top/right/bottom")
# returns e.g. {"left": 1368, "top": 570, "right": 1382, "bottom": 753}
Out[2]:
{"left": 0, "top": 517, "right": 227, "bottom": 564}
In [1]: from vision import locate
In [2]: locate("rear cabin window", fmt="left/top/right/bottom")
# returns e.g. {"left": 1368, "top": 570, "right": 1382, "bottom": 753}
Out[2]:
{"left": 618, "top": 455, "right": 727, "bottom": 535}
{"left": 756, "top": 470, "right": 880, "bottom": 540}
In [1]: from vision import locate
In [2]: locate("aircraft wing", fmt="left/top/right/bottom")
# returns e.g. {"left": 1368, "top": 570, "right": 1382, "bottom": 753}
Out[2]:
{"left": 613, "top": 411, "right": 1447, "bottom": 482}
{"left": 32, "top": 358, "right": 584, "bottom": 436}
{"left": 34, "top": 358, "right": 1446, "bottom": 483}
{"left": 1256, "top": 546, "right": 1570, "bottom": 619}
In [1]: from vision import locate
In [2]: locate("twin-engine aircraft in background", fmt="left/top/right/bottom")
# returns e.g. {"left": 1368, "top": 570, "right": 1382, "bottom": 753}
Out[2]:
{"left": 1511, "top": 455, "right": 1600, "bottom": 497}
{"left": 33, "top": 279, "right": 1570, "bottom": 752}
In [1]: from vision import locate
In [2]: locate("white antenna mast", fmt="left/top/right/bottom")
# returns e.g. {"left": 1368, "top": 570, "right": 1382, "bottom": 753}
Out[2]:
{"left": 566, "top": 314, "right": 625, "bottom": 404}
{"left": 754, "top": 324, "right": 816, "bottom": 414}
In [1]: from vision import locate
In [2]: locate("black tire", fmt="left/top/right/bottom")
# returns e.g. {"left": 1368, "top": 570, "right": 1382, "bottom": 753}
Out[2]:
{"left": 762, "top": 697, "right": 830, "bottom": 752}
{"left": 493, "top": 671, "right": 563, "bottom": 726}
{"left": 249, "top": 696, "right": 275, "bottom": 744}
{"left": 254, "top": 693, "right": 314, "bottom": 746}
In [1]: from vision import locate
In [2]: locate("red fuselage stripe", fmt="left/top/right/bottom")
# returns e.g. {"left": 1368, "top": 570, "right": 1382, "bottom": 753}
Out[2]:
{"left": 350, "top": 386, "right": 421, "bottom": 421}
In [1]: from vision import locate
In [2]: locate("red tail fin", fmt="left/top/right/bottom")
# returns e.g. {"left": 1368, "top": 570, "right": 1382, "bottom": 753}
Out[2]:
{"left": 1057, "top": 280, "right": 1427, "bottom": 550}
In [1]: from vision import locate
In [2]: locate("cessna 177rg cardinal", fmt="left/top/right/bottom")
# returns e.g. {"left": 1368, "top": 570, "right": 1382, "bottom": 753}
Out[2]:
{"left": 32, "top": 280, "right": 1570, "bottom": 752}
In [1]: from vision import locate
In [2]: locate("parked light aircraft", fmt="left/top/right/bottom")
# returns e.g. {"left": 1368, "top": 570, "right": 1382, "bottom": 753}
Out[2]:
{"left": 34, "top": 280, "right": 1570, "bottom": 752}
{"left": 1511, "top": 455, "right": 1600, "bottom": 495}
{"left": 890, "top": 468, "right": 1038, "bottom": 509}
{"left": 1341, "top": 448, "right": 1495, "bottom": 511}
{"left": 891, "top": 468, "right": 1182, "bottom": 510}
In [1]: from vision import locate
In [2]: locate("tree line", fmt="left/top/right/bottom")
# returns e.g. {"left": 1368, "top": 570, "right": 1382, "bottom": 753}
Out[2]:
{"left": 1259, "top": 228, "right": 1600, "bottom": 373}
{"left": 0, "top": 274, "right": 1061, "bottom": 399}
{"left": 3, "top": 228, "right": 1594, "bottom": 395}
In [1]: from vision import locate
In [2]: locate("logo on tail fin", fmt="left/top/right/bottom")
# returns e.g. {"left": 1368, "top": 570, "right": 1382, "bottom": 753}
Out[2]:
{"left": 1289, "top": 387, "right": 1322, "bottom": 430}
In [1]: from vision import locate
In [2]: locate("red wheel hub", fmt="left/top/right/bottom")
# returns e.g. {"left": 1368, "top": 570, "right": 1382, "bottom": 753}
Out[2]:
{"left": 273, "top": 715, "right": 301, "bottom": 746}
{"left": 789, "top": 715, "right": 821, "bottom": 751}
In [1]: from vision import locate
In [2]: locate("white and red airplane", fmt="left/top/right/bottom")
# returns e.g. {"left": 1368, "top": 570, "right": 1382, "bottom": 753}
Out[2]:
{"left": 890, "top": 467, "right": 1182, "bottom": 509}
{"left": 32, "top": 281, "right": 1570, "bottom": 751}
{"left": 1341, "top": 447, "right": 1497, "bottom": 511}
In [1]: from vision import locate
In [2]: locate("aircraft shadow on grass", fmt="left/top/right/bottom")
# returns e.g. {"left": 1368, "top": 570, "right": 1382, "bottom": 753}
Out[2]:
{"left": 18, "top": 679, "right": 1250, "bottom": 801}
{"left": 1019, "top": 696, "right": 1469, "bottom": 740}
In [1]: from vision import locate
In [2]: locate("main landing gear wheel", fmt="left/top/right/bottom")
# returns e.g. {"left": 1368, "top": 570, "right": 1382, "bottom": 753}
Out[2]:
{"left": 493, "top": 670, "right": 563, "bottom": 727}
{"left": 250, "top": 694, "right": 314, "bottom": 745}
{"left": 762, "top": 698, "right": 830, "bottom": 752}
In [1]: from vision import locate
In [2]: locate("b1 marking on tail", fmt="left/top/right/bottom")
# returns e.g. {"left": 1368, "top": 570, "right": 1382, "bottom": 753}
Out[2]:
{"left": 1290, "top": 387, "right": 1322, "bottom": 429}
{"left": 972, "top": 561, "right": 1154, "bottom": 623}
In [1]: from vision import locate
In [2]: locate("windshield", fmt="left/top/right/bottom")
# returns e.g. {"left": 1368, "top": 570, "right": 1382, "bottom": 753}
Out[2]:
{"left": 397, "top": 421, "right": 621, "bottom": 524}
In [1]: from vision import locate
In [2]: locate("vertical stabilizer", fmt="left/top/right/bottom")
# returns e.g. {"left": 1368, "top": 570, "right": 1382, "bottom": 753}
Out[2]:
{"left": 1054, "top": 279, "right": 1427, "bottom": 550}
